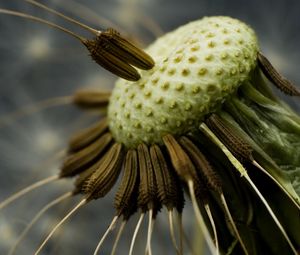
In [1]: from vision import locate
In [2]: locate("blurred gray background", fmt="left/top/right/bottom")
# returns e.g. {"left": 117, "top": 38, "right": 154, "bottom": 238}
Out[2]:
{"left": 0, "top": 0, "right": 299, "bottom": 254}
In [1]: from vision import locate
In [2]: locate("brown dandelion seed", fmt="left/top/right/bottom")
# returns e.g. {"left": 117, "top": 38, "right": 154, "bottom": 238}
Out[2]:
{"left": 205, "top": 113, "right": 254, "bottom": 162}
{"left": 72, "top": 89, "right": 111, "bottom": 109}
{"left": 150, "top": 144, "right": 184, "bottom": 254}
{"left": 179, "top": 136, "right": 222, "bottom": 193}
{"left": 83, "top": 143, "right": 124, "bottom": 200}
{"left": 83, "top": 39, "right": 141, "bottom": 81}
{"left": 179, "top": 136, "right": 249, "bottom": 255}
{"left": 200, "top": 123, "right": 299, "bottom": 255}
{"left": 137, "top": 143, "right": 159, "bottom": 212}
{"left": 163, "top": 134, "right": 218, "bottom": 255}
{"left": 150, "top": 144, "right": 184, "bottom": 212}
{"left": 73, "top": 158, "right": 104, "bottom": 195}
{"left": 96, "top": 28, "right": 155, "bottom": 70}
{"left": 257, "top": 52, "right": 300, "bottom": 96}
{"left": 3, "top": 0, "right": 155, "bottom": 82}
{"left": 68, "top": 117, "right": 108, "bottom": 152}
{"left": 114, "top": 149, "right": 139, "bottom": 220}
{"left": 60, "top": 132, "right": 112, "bottom": 178}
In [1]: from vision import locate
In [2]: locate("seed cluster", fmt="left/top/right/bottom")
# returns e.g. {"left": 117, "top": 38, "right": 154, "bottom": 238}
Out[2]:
{"left": 108, "top": 16, "right": 259, "bottom": 147}
{"left": 1, "top": 3, "right": 299, "bottom": 254}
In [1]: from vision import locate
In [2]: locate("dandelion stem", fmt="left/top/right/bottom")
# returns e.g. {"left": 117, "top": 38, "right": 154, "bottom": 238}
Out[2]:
{"left": 93, "top": 216, "right": 119, "bottom": 255}
{"left": 188, "top": 180, "right": 217, "bottom": 255}
{"left": 129, "top": 213, "right": 144, "bottom": 255}
{"left": 244, "top": 175, "right": 298, "bottom": 255}
{"left": 145, "top": 209, "right": 154, "bottom": 255}
{"left": 34, "top": 198, "right": 87, "bottom": 255}
{"left": 176, "top": 213, "right": 184, "bottom": 255}
{"left": 26, "top": 0, "right": 100, "bottom": 35}
{"left": 252, "top": 160, "right": 300, "bottom": 210}
{"left": 0, "top": 9, "right": 84, "bottom": 41}
{"left": 204, "top": 204, "right": 219, "bottom": 255}
{"left": 111, "top": 220, "right": 126, "bottom": 255}
{"left": 0, "top": 175, "right": 59, "bottom": 211}
{"left": 168, "top": 209, "right": 180, "bottom": 255}
{"left": 0, "top": 96, "right": 72, "bottom": 129}
{"left": 57, "top": 0, "right": 122, "bottom": 31}
{"left": 220, "top": 193, "right": 248, "bottom": 255}
{"left": 8, "top": 192, "right": 72, "bottom": 255}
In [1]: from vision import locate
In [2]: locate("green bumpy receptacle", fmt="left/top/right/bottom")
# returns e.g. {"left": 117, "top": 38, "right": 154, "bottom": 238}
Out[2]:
{"left": 108, "top": 16, "right": 259, "bottom": 148}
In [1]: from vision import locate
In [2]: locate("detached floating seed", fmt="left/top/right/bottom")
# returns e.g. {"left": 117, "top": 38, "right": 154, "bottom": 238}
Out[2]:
{"left": 83, "top": 28, "right": 155, "bottom": 81}
{"left": 0, "top": 0, "right": 154, "bottom": 82}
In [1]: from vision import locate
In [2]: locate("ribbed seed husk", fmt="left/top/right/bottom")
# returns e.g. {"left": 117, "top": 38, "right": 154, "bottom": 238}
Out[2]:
{"left": 68, "top": 117, "right": 108, "bottom": 152}
{"left": 257, "top": 52, "right": 300, "bottom": 96}
{"left": 60, "top": 133, "right": 112, "bottom": 177}
{"left": 72, "top": 89, "right": 111, "bottom": 109}
{"left": 98, "top": 28, "right": 155, "bottom": 70}
{"left": 179, "top": 136, "right": 222, "bottom": 194}
{"left": 83, "top": 143, "right": 124, "bottom": 200}
{"left": 150, "top": 144, "right": 184, "bottom": 212}
{"left": 73, "top": 158, "right": 104, "bottom": 195}
{"left": 163, "top": 134, "right": 198, "bottom": 181}
{"left": 206, "top": 113, "right": 253, "bottom": 162}
{"left": 83, "top": 39, "right": 141, "bottom": 81}
{"left": 137, "top": 143, "right": 158, "bottom": 212}
{"left": 163, "top": 134, "right": 208, "bottom": 203}
{"left": 114, "top": 149, "right": 139, "bottom": 220}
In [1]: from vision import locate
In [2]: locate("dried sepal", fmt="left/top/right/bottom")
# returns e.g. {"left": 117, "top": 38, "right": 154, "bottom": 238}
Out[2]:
{"left": 205, "top": 114, "right": 253, "bottom": 162}
{"left": 179, "top": 136, "right": 222, "bottom": 194}
{"left": 258, "top": 52, "right": 300, "bottom": 96}
{"left": 83, "top": 143, "right": 124, "bottom": 200}
{"left": 72, "top": 89, "right": 111, "bottom": 109}
{"left": 83, "top": 39, "right": 141, "bottom": 81}
{"left": 114, "top": 149, "right": 139, "bottom": 220}
{"left": 68, "top": 117, "right": 108, "bottom": 152}
{"left": 137, "top": 143, "right": 158, "bottom": 212}
{"left": 60, "top": 133, "right": 112, "bottom": 178}
{"left": 150, "top": 144, "right": 184, "bottom": 212}
{"left": 98, "top": 28, "right": 155, "bottom": 70}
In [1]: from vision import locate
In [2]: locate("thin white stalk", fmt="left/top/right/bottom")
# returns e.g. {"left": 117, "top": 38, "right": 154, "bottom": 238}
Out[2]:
{"left": 0, "top": 96, "right": 72, "bottom": 128}
{"left": 145, "top": 209, "right": 154, "bottom": 255}
{"left": 245, "top": 175, "right": 298, "bottom": 255}
{"left": 8, "top": 192, "right": 72, "bottom": 255}
{"left": 176, "top": 213, "right": 184, "bottom": 255}
{"left": 93, "top": 216, "right": 119, "bottom": 255}
{"left": 0, "top": 175, "right": 59, "bottom": 210}
{"left": 188, "top": 180, "right": 217, "bottom": 255}
{"left": 252, "top": 160, "right": 300, "bottom": 210}
{"left": 34, "top": 198, "right": 87, "bottom": 255}
{"left": 111, "top": 220, "right": 126, "bottom": 255}
{"left": 129, "top": 213, "right": 145, "bottom": 255}
{"left": 220, "top": 193, "right": 248, "bottom": 255}
{"left": 26, "top": 0, "right": 100, "bottom": 35}
{"left": 201, "top": 123, "right": 298, "bottom": 255}
{"left": 168, "top": 210, "right": 180, "bottom": 255}
{"left": 204, "top": 204, "right": 219, "bottom": 255}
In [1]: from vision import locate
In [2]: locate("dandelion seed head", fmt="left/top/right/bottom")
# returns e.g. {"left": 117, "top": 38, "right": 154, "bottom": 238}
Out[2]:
{"left": 108, "top": 16, "right": 258, "bottom": 147}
